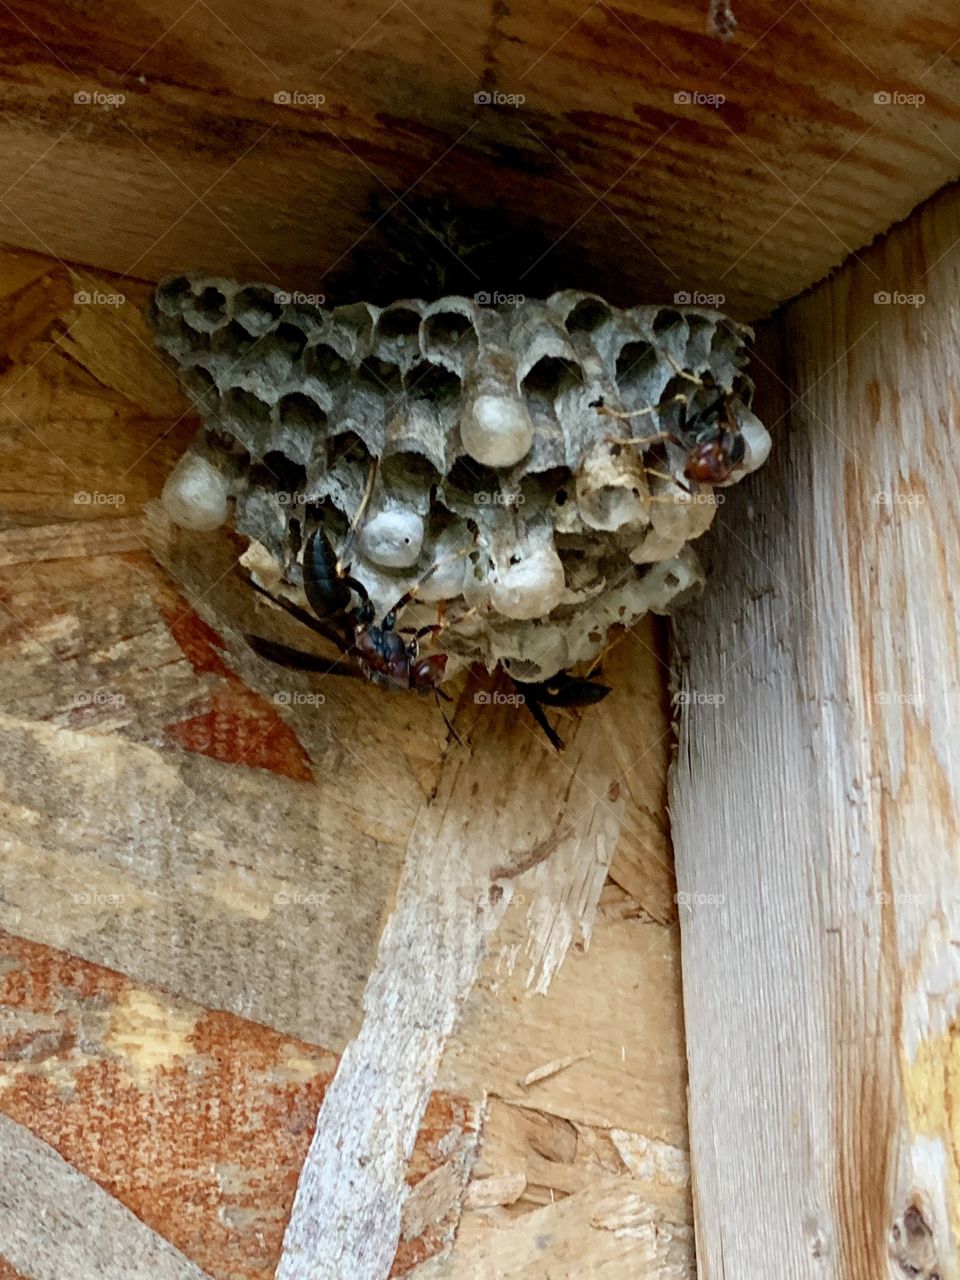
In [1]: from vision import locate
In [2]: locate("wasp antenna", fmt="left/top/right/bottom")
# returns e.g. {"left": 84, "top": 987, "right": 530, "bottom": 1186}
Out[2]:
{"left": 338, "top": 455, "right": 380, "bottom": 570}
{"left": 663, "top": 352, "right": 705, "bottom": 387}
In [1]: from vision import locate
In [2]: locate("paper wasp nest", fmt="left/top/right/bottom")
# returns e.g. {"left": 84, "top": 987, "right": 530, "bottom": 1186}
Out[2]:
{"left": 152, "top": 275, "right": 771, "bottom": 683}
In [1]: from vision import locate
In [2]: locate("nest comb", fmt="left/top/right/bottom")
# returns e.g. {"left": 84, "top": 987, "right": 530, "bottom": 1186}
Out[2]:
{"left": 152, "top": 276, "right": 772, "bottom": 684}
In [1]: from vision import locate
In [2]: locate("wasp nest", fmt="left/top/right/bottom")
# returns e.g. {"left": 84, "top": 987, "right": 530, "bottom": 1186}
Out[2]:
{"left": 152, "top": 276, "right": 771, "bottom": 683}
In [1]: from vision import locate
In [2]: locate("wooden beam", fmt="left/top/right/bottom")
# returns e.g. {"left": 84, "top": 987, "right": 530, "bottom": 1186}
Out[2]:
{"left": 0, "top": 1114, "right": 213, "bottom": 1280}
{"left": 670, "top": 182, "right": 960, "bottom": 1276}
{"left": 0, "top": 1, "right": 958, "bottom": 315}
{"left": 275, "top": 652, "right": 664, "bottom": 1278}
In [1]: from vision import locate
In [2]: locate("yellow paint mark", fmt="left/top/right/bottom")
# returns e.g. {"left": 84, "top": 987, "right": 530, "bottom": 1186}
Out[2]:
{"left": 902, "top": 1025, "right": 960, "bottom": 1247}
{"left": 103, "top": 989, "right": 198, "bottom": 1086}
{"left": 184, "top": 857, "right": 272, "bottom": 920}
{"left": 278, "top": 1048, "right": 325, "bottom": 1082}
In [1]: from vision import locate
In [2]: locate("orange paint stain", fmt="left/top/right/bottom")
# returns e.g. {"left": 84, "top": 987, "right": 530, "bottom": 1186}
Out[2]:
{"left": 0, "top": 932, "right": 479, "bottom": 1278}
{"left": 156, "top": 586, "right": 314, "bottom": 782}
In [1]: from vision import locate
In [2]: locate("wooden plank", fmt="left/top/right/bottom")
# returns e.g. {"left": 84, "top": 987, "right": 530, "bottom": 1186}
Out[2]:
{"left": 0, "top": 517, "right": 148, "bottom": 564}
{"left": 670, "top": 181, "right": 960, "bottom": 1275}
{"left": 0, "top": 240, "right": 691, "bottom": 1278}
{"left": 0, "top": 1, "right": 958, "bottom": 315}
{"left": 275, "top": 648, "right": 675, "bottom": 1278}
{"left": 0, "top": 931, "right": 480, "bottom": 1278}
{"left": 412, "top": 1177, "right": 692, "bottom": 1279}
{"left": 0, "top": 1114, "right": 213, "bottom": 1280}
{"left": 437, "top": 913, "right": 686, "bottom": 1141}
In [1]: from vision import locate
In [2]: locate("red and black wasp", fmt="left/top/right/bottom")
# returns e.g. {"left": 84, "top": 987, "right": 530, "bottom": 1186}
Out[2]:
{"left": 246, "top": 532, "right": 610, "bottom": 750}
{"left": 244, "top": 456, "right": 609, "bottom": 749}
{"left": 245, "top": 526, "right": 450, "bottom": 695}
{"left": 593, "top": 368, "right": 746, "bottom": 487}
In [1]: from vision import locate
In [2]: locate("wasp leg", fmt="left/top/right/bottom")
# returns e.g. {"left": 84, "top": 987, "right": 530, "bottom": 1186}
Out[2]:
{"left": 523, "top": 692, "right": 565, "bottom": 752}
{"left": 243, "top": 571, "right": 354, "bottom": 651}
{"left": 644, "top": 467, "right": 694, "bottom": 497}
{"left": 596, "top": 392, "right": 687, "bottom": 423}
{"left": 434, "top": 690, "right": 464, "bottom": 746}
{"left": 604, "top": 430, "right": 676, "bottom": 448}
{"left": 664, "top": 353, "right": 707, "bottom": 388}
{"left": 246, "top": 634, "right": 364, "bottom": 680}
{"left": 382, "top": 542, "right": 476, "bottom": 629}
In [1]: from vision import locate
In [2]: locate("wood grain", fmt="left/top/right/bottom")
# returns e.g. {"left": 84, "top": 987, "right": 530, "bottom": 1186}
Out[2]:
{"left": 275, "top": 653, "right": 676, "bottom": 1278}
{"left": 0, "top": 931, "right": 479, "bottom": 1278}
{"left": 670, "top": 181, "right": 960, "bottom": 1277}
{"left": 0, "top": 242, "right": 691, "bottom": 1278}
{"left": 0, "top": 1, "right": 958, "bottom": 315}
{"left": 0, "top": 1113, "right": 214, "bottom": 1280}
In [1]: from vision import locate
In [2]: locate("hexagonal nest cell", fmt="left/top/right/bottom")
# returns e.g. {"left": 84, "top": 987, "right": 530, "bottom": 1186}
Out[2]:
{"left": 152, "top": 275, "right": 772, "bottom": 684}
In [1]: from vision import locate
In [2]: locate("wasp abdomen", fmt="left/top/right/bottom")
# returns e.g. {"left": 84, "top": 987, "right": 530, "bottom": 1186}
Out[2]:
{"left": 303, "top": 529, "right": 353, "bottom": 618}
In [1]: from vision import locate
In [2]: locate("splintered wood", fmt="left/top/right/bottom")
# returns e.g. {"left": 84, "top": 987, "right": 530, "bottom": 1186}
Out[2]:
{"left": 276, "top": 655, "right": 679, "bottom": 1279}
{"left": 670, "top": 182, "right": 960, "bottom": 1277}
{"left": 0, "top": 244, "right": 691, "bottom": 1278}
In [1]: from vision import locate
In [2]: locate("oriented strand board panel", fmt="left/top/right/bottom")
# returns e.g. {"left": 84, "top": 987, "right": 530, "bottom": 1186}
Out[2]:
{"left": 670, "top": 181, "right": 960, "bottom": 1276}
{"left": 0, "top": 931, "right": 480, "bottom": 1278}
{"left": 0, "top": 0, "right": 959, "bottom": 315}
{"left": 0, "top": 244, "right": 691, "bottom": 1277}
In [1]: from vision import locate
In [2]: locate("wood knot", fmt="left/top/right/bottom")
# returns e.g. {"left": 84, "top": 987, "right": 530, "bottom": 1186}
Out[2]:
{"left": 890, "top": 1201, "right": 940, "bottom": 1279}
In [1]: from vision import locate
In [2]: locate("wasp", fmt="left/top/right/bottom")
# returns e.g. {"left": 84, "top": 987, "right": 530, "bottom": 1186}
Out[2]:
{"left": 248, "top": 535, "right": 610, "bottom": 749}
{"left": 514, "top": 670, "right": 611, "bottom": 752}
{"left": 246, "top": 526, "right": 451, "bottom": 690}
{"left": 244, "top": 464, "right": 608, "bottom": 750}
{"left": 593, "top": 365, "right": 747, "bottom": 487}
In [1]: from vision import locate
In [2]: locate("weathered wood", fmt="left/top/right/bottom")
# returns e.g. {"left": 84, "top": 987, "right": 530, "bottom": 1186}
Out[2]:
{"left": 0, "top": 1, "right": 959, "bottom": 315}
{"left": 0, "top": 1113, "right": 213, "bottom": 1280}
{"left": 276, "top": 649, "right": 672, "bottom": 1278}
{"left": 670, "top": 181, "right": 960, "bottom": 1276}
{"left": 0, "top": 516, "right": 148, "bottom": 565}
{"left": 0, "top": 242, "right": 691, "bottom": 1278}
{"left": 413, "top": 1176, "right": 693, "bottom": 1278}
{"left": 0, "top": 931, "right": 480, "bottom": 1278}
